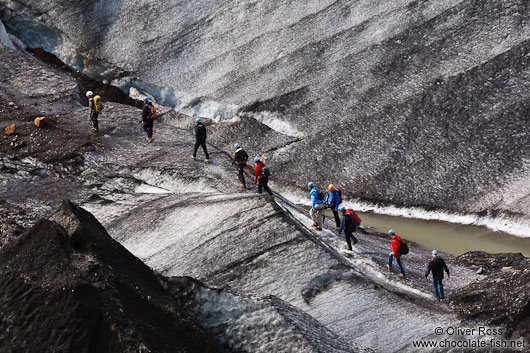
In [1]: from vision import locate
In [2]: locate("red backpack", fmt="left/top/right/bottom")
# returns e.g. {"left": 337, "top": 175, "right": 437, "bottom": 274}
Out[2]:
{"left": 149, "top": 104, "right": 157, "bottom": 119}
{"left": 335, "top": 188, "right": 343, "bottom": 204}
{"left": 345, "top": 208, "right": 361, "bottom": 226}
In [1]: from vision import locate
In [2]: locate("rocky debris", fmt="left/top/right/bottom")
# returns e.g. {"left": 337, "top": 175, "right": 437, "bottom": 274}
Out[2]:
{"left": 0, "top": 201, "right": 26, "bottom": 248}
{"left": 34, "top": 116, "right": 46, "bottom": 127}
{"left": 448, "top": 252, "right": 530, "bottom": 341}
{"left": 0, "top": 200, "right": 225, "bottom": 352}
{"left": 3, "top": 123, "right": 15, "bottom": 135}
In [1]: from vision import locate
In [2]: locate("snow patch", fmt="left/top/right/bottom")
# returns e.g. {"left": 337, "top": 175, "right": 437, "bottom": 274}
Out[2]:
{"left": 134, "top": 184, "right": 170, "bottom": 194}
{"left": 131, "top": 168, "right": 219, "bottom": 194}
{"left": 241, "top": 111, "right": 303, "bottom": 138}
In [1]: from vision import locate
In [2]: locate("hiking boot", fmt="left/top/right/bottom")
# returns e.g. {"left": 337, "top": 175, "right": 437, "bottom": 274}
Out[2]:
{"left": 398, "top": 273, "right": 405, "bottom": 278}
{"left": 385, "top": 264, "right": 391, "bottom": 271}
{"left": 240, "top": 184, "right": 246, "bottom": 188}
{"left": 147, "top": 138, "right": 153, "bottom": 143}
{"left": 311, "top": 223, "right": 318, "bottom": 227}
{"left": 336, "top": 226, "right": 340, "bottom": 230}
{"left": 204, "top": 158, "right": 210, "bottom": 163}
{"left": 345, "top": 245, "right": 352, "bottom": 251}
{"left": 92, "top": 127, "right": 98, "bottom": 132}
{"left": 190, "top": 155, "right": 196, "bottom": 160}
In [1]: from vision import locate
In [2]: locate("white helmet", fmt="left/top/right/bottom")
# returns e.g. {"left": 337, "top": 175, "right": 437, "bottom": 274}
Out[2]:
{"left": 86, "top": 91, "right": 94, "bottom": 97}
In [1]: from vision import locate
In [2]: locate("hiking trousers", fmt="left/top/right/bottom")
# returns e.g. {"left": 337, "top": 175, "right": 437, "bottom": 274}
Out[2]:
{"left": 258, "top": 176, "right": 272, "bottom": 195}
{"left": 331, "top": 205, "right": 340, "bottom": 228}
{"left": 309, "top": 207, "right": 324, "bottom": 227}
{"left": 345, "top": 232, "right": 358, "bottom": 249}
{"left": 237, "top": 162, "right": 247, "bottom": 187}
{"left": 90, "top": 112, "right": 99, "bottom": 130}
{"left": 143, "top": 120, "right": 153, "bottom": 139}
{"left": 432, "top": 277, "right": 445, "bottom": 300}
{"left": 388, "top": 253, "right": 405, "bottom": 275}
{"left": 193, "top": 139, "right": 209, "bottom": 159}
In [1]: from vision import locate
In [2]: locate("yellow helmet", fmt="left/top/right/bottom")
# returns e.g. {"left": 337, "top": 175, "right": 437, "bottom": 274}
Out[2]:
{"left": 328, "top": 184, "right": 334, "bottom": 191}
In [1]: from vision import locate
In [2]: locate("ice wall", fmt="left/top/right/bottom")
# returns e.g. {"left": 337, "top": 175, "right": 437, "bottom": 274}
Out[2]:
{"left": 2, "top": 0, "right": 529, "bottom": 219}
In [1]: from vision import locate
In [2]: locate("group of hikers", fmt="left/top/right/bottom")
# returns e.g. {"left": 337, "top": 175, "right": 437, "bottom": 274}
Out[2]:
{"left": 87, "top": 91, "right": 449, "bottom": 302}
{"left": 86, "top": 92, "right": 274, "bottom": 195}
{"left": 191, "top": 116, "right": 273, "bottom": 195}
{"left": 86, "top": 92, "right": 157, "bottom": 143}
{"left": 307, "top": 182, "right": 450, "bottom": 301}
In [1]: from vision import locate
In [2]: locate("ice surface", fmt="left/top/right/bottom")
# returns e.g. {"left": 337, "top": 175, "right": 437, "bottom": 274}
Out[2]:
{"left": 3, "top": 0, "right": 530, "bottom": 223}
{"left": 0, "top": 19, "right": 15, "bottom": 49}
{"left": 169, "top": 278, "right": 361, "bottom": 353}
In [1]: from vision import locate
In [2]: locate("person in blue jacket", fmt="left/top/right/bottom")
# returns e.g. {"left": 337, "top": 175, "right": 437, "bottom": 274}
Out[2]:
{"left": 325, "top": 184, "right": 341, "bottom": 229}
{"left": 308, "top": 182, "right": 325, "bottom": 230}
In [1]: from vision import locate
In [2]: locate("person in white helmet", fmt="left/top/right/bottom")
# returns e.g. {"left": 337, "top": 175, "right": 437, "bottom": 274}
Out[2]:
{"left": 231, "top": 143, "right": 248, "bottom": 188}
{"left": 86, "top": 91, "right": 97, "bottom": 131}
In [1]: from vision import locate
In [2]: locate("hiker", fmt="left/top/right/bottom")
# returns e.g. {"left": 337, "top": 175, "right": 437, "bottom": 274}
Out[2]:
{"left": 191, "top": 117, "right": 210, "bottom": 162}
{"left": 86, "top": 91, "right": 103, "bottom": 132}
{"left": 141, "top": 96, "right": 154, "bottom": 143}
{"left": 338, "top": 207, "right": 359, "bottom": 250}
{"left": 425, "top": 250, "right": 450, "bottom": 301}
{"left": 253, "top": 157, "right": 272, "bottom": 195}
{"left": 231, "top": 143, "right": 249, "bottom": 188}
{"left": 386, "top": 229, "right": 406, "bottom": 278}
{"left": 148, "top": 101, "right": 157, "bottom": 120}
{"left": 307, "top": 182, "right": 325, "bottom": 230}
{"left": 325, "top": 184, "right": 341, "bottom": 229}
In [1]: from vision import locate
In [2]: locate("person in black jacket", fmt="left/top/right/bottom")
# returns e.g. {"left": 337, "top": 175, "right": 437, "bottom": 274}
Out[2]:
{"left": 141, "top": 96, "right": 154, "bottom": 143}
{"left": 425, "top": 250, "right": 450, "bottom": 301}
{"left": 338, "top": 207, "right": 359, "bottom": 251}
{"left": 191, "top": 118, "right": 210, "bottom": 161}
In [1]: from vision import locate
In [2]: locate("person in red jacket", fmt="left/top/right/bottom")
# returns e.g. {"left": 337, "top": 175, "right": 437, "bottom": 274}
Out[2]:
{"left": 253, "top": 157, "right": 273, "bottom": 195}
{"left": 385, "top": 229, "right": 406, "bottom": 278}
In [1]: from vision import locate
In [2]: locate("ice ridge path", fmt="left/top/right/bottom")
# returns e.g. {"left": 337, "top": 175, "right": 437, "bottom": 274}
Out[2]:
{"left": 78, "top": 111, "right": 480, "bottom": 352}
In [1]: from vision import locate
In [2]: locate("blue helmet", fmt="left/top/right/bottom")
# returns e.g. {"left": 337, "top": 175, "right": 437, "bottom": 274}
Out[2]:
{"left": 432, "top": 250, "right": 438, "bottom": 256}
{"left": 254, "top": 157, "right": 260, "bottom": 163}
{"left": 142, "top": 96, "right": 149, "bottom": 102}
{"left": 339, "top": 206, "right": 346, "bottom": 213}
{"left": 307, "top": 182, "right": 314, "bottom": 188}
{"left": 388, "top": 229, "right": 395, "bottom": 236}
{"left": 234, "top": 143, "right": 240, "bottom": 149}
{"left": 195, "top": 118, "right": 201, "bottom": 123}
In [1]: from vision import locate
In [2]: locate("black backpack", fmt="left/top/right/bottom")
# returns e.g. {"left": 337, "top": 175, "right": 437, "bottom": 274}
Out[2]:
{"left": 317, "top": 190, "right": 325, "bottom": 201}
{"left": 398, "top": 240, "right": 409, "bottom": 255}
{"left": 262, "top": 166, "right": 271, "bottom": 177}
